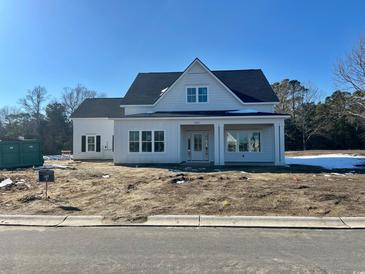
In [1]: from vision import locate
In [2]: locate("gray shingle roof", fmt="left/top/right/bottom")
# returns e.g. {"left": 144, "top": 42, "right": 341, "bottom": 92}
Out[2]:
{"left": 121, "top": 69, "right": 278, "bottom": 105}
{"left": 70, "top": 98, "right": 124, "bottom": 118}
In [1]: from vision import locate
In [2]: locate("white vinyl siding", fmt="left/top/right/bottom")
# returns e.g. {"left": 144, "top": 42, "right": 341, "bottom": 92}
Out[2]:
{"left": 72, "top": 118, "right": 114, "bottom": 160}
{"left": 114, "top": 118, "right": 284, "bottom": 165}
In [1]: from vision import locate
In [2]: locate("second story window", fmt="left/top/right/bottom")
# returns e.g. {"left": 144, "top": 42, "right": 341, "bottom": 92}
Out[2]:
{"left": 198, "top": 87, "right": 208, "bottom": 102}
{"left": 187, "top": 88, "right": 196, "bottom": 103}
{"left": 186, "top": 86, "right": 208, "bottom": 103}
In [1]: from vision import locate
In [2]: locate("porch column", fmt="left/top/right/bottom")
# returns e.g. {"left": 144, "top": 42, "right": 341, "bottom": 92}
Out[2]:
{"left": 177, "top": 123, "right": 181, "bottom": 163}
{"left": 274, "top": 122, "right": 282, "bottom": 165}
{"left": 219, "top": 123, "right": 225, "bottom": 165}
{"left": 214, "top": 122, "right": 225, "bottom": 166}
{"left": 279, "top": 120, "right": 285, "bottom": 165}
{"left": 214, "top": 123, "right": 219, "bottom": 165}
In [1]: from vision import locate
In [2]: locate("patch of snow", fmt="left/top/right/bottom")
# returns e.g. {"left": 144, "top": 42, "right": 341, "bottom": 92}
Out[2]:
{"left": 228, "top": 109, "right": 258, "bottom": 114}
{"left": 286, "top": 154, "right": 365, "bottom": 170}
{"left": 0, "top": 178, "right": 14, "bottom": 188}
{"left": 102, "top": 175, "right": 110, "bottom": 178}
{"left": 175, "top": 180, "right": 186, "bottom": 184}
{"left": 169, "top": 169, "right": 183, "bottom": 173}
{"left": 44, "top": 155, "right": 73, "bottom": 161}
{"left": 160, "top": 87, "right": 168, "bottom": 96}
{"left": 35, "top": 164, "right": 67, "bottom": 170}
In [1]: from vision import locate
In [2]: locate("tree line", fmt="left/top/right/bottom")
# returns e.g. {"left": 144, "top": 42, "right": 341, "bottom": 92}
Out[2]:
{"left": 273, "top": 36, "right": 365, "bottom": 150}
{"left": 0, "top": 85, "right": 102, "bottom": 155}
{"left": 0, "top": 36, "right": 364, "bottom": 154}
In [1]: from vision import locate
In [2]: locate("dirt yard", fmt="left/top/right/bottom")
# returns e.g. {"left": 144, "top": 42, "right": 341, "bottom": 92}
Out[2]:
{"left": 1, "top": 151, "right": 365, "bottom": 221}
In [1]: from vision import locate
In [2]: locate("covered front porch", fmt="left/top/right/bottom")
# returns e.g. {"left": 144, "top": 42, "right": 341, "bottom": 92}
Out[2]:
{"left": 179, "top": 120, "right": 285, "bottom": 166}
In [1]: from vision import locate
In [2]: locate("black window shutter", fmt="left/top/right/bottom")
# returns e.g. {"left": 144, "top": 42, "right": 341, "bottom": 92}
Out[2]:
{"left": 112, "top": 135, "right": 114, "bottom": 152}
{"left": 96, "top": 135, "right": 101, "bottom": 152}
{"left": 81, "top": 136, "right": 86, "bottom": 152}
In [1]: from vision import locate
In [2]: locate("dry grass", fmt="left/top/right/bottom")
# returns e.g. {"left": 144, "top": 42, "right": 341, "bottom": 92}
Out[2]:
{"left": 1, "top": 150, "right": 365, "bottom": 221}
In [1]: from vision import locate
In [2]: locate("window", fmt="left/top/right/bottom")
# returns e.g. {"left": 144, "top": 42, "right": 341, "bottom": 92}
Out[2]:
{"left": 154, "top": 131, "right": 164, "bottom": 152}
{"left": 226, "top": 131, "right": 261, "bottom": 152}
{"left": 187, "top": 88, "right": 196, "bottom": 103}
{"left": 87, "top": 136, "right": 96, "bottom": 152}
{"left": 193, "top": 134, "right": 202, "bottom": 151}
{"left": 129, "top": 131, "right": 139, "bottom": 152}
{"left": 198, "top": 87, "right": 208, "bottom": 102}
{"left": 129, "top": 130, "right": 165, "bottom": 153}
{"left": 186, "top": 86, "right": 208, "bottom": 103}
{"left": 142, "top": 131, "right": 152, "bottom": 152}
{"left": 226, "top": 132, "right": 237, "bottom": 152}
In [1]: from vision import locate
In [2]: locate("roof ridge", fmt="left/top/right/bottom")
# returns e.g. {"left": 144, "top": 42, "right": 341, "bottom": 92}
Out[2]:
{"left": 137, "top": 69, "right": 261, "bottom": 74}
{"left": 85, "top": 97, "right": 123, "bottom": 100}
{"left": 212, "top": 69, "right": 262, "bottom": 72}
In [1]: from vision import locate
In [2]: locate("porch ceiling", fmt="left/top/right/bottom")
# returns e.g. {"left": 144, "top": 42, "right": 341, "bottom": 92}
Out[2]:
{"left": 124, "top": 110, "right": 288, "bottom": 118}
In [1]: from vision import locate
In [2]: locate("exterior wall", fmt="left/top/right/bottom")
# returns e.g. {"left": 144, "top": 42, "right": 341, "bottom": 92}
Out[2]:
{"left": 124, "top": 105, "right": 153, "bottom": 115}
{"left": 113, "top": 117, "right": 286, "bottom": 165}
{"left": 224, "top": 124, "right": 275, "bottom": 163}
{"left": 114, "top": 119, "right": 181, "bottom": 164}
{"left": 72, "top": 118, "right": 114, "bottom": 160}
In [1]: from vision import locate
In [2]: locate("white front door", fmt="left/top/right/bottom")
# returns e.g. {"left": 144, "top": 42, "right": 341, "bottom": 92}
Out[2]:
{"left": 189, "top": 132, "right": 209, "bottom": 161}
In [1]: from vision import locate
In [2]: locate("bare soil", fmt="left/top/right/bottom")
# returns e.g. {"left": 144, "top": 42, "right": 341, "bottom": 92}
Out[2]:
{"left": 1, "top": 150, "right": 365, "bottom": 221}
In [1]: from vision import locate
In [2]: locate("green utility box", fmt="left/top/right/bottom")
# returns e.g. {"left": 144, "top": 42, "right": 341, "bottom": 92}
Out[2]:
{"left": 0, "top": 139, "right": 44, "bottom": 169}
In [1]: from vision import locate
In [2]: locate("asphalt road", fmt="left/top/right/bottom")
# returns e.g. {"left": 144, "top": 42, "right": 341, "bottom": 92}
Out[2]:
{"left": 0, "top": 226, "right": 364, "bottom": 273}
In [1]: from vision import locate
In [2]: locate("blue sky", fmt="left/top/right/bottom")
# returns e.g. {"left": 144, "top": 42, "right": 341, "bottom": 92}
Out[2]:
{"left": 0, "top": 0, "right": 364, "bottom": 107}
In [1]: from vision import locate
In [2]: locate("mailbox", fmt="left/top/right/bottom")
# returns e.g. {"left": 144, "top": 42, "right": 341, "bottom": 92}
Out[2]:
{"left": 38, "top": 169, "right": 55, "bottom": 182}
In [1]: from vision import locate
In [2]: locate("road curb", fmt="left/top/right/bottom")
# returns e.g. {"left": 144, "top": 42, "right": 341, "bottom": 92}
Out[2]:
{"left": 0, "top": 215, "right": 365, "bottom": 228}
{"left": 199, "top": 215, "right": 347, "bottom": 228}
{"left": 146, "top": 215, "right": 200, "bottom": 226}
{"left": 0, "top": 215, "right": 66, "bottom": 226}
{"left": 57, "top": 216, "right": 105, "bottom": 227}
{"left": 340, "top": 217, "right": 365, "bottom": 228}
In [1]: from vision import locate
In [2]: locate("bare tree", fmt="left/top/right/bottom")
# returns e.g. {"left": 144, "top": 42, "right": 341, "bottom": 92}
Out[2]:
{"left": 61, "top": 84, "right": 100, "bottom": 117}
{"left": 18, "top": 86, "right": 48, "bottom": 134}
{"left": 335, "top": 35, "right": 365, "bottom": 119}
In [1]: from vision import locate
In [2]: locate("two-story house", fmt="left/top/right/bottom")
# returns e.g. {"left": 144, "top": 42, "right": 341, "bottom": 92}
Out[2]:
{"left": 71, "top": 58, "right": 289, "bottom": 165}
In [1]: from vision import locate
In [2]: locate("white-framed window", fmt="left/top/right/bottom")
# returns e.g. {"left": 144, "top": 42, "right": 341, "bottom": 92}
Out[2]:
{"left": 129, "top": 131, "right": 140, "bottom": 152}
{"left": 87, "top": 135, "right": 96, "bottom": 152}
{"left": 154, "top": 131, "right": 165, "bottom": 152}
{"left": 198, "top": 87, "right": 208, "bottom": 102}
{"left": 142, "top": 131, "right": 152, "bottom": 152}
{"left": 186, "top": 86, "right": 208, "bottom": 103}
{"left": 129, "top": 130, "right": 165, "bottom": 153}
{"left": 187, "top": 88, "right": 197, "bottom": 103}
{"left": 226, "top": 131, "right": 261, "bottom": 152}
